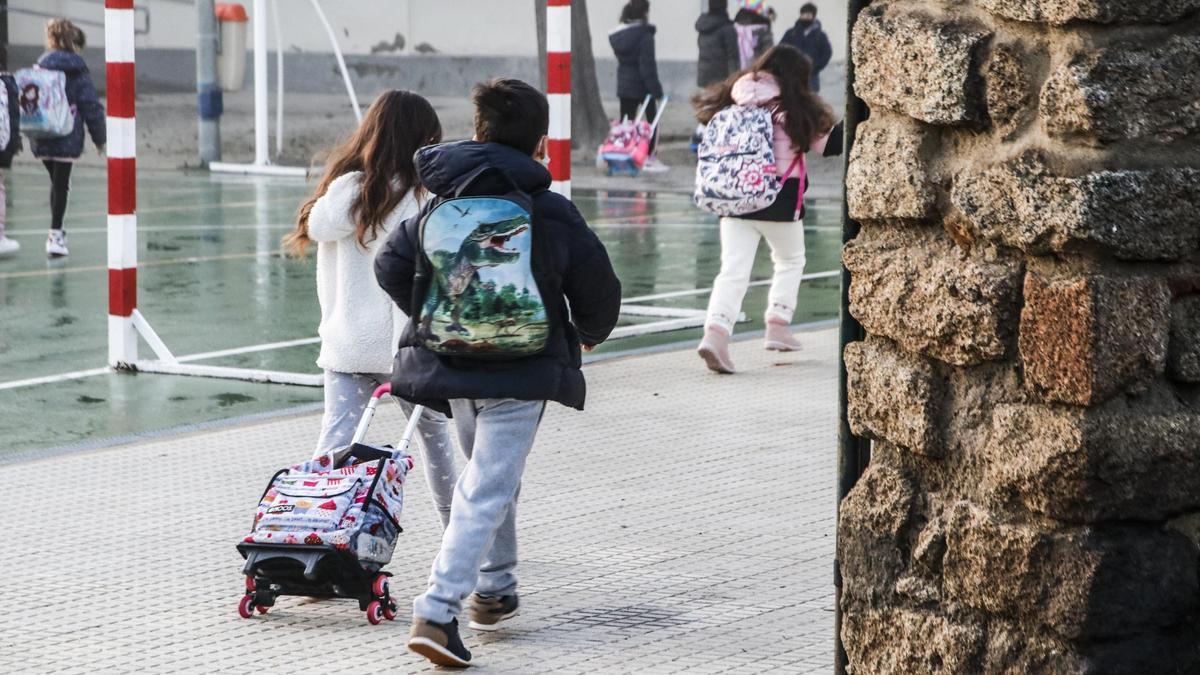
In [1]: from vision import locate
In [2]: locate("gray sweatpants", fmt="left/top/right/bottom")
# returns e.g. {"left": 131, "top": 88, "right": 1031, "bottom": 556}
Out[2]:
{"left": 413, "top": 398, "right": 545, "bottom": 624}
{"left": 315, "top": 370, "right": 459, "bottom": 528}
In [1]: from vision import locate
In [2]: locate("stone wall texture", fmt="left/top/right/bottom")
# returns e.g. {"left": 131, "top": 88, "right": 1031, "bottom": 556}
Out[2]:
{"left": 842, "top": 1, "right": 1200, "bottom": 672}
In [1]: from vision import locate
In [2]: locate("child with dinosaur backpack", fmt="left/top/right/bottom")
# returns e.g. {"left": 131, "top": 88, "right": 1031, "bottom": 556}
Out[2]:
{"left": 375, "top": 78, "right": 622, "bottom": 668}
{"left": 693, "top": 44, "right": 842, "bottom": 374}
{"left": 0, "top": 69, "right": 22, "bottom": 256}
{"left": 283, "top": 90, "right": 460, "bottom": 532}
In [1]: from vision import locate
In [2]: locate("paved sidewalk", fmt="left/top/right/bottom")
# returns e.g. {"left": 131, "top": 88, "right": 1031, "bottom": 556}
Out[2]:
{"left": 0, "top": 329, "right": 838, "bottom": 674}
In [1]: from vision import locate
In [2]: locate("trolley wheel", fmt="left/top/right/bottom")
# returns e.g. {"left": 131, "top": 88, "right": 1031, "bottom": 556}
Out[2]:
{"left": 383, "top": 600, "right": 397, "bottom": 621}
{"left": 244, "top": 575, "right": 256, "bottom": 592}
{"left": 237, "top": 595, "right": 255, "bottom": 619}
{"left": 256, "top": 603, "right": 270, "bottom": 614}
{"left": 366, "top": 600, "right": 384, "bottom": 625}
{"left": 371, "top": 574, "right": 389, "bottom": 598}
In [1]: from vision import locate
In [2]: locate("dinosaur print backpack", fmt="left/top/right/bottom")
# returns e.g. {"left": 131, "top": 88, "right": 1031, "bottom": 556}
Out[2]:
{"left": 694, "top": 104, "right": 787, "bottom": 217}
{"left": 415, "top": 168, "right": 549, "bottom": 359}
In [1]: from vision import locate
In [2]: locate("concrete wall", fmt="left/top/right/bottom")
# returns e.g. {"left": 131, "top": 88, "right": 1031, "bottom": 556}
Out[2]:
{"left": 8, "top": 0, "right": 848, "bottom": 102}
{"left": 9, "top": 0, "right": 847, "bottom": 61}
{"left": 839, "top": 0, "right": 1200, "bottom": 671}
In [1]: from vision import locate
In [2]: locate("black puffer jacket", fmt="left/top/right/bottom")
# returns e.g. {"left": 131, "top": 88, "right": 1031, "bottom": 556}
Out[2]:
{"left": 695, "top": 12, "right": 739, "bottom": 88}
{"left": 609, "top": 22, "right": 664, "bottom": 100}
{"left": 374, "top": 141, "right": 622, "bottom": 414}
{"left": 0, "top": 74, "right": 20, "bottom": 168}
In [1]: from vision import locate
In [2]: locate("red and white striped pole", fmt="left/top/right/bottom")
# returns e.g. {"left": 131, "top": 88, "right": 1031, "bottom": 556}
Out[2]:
{"left": 105, "top": 0, "right": 138, "bottom": 366}
{"left": 546, "top": 0, "right": 571, "bottom": 197}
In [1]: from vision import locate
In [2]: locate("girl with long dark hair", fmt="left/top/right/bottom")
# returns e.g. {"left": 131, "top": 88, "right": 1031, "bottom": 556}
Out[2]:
{"left": 285, "top": 90, "right": 458, "bottom": 528}
{"left": 693, "top": 45, "right": 839, "bottom": 373}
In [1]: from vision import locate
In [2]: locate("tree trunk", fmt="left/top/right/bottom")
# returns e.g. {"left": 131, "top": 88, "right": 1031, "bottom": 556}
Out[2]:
{"left": 570, "top": 0, "right": 609, "bottom": 159}
{"left": 535, "top": 0, "right": 547, "bottom": 91}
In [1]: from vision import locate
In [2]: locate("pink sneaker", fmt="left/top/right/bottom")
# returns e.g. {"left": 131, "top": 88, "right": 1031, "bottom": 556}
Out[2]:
{"left": 698, "top": 326, "right": 736, "bottom": 374}
{"left": 764, "top": 320, "right": 803, "bottom": 352}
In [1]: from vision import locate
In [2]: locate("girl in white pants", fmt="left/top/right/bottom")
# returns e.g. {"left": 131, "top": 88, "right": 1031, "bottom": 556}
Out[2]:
{"left": 284, "top": 90, "right": 459, "bottom": 526}
{"left": 693, "top": 44, "right": 839, "bottom": 373}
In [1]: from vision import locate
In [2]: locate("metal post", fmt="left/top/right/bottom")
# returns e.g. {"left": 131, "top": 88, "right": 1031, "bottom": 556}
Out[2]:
{"left": 836, "top": 3, "right": 874, "bottom": 673}
{"left": 1, "top": 2, "right": 9, "bottom": 71}
{"left": 105, "top": 0, "right": 139, "bottom": 367}
{"left": 546, "top": 0, "right": 571, "bottom": 197}
{"left": 196, "top": 0, "right": 221, "bottom": 165}
{"left": 252, "top": 0, "right": 269, "bottom": 166}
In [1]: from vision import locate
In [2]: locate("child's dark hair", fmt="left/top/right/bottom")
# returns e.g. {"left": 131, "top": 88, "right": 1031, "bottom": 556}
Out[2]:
{"left": 621, "top": 0, "right": 650, "bottom": 23}
{"left": 472, "top": 78, "right": 549, "bottom": 156}
{"left": 800, "top": 3, "right": 818, "bottom": 14}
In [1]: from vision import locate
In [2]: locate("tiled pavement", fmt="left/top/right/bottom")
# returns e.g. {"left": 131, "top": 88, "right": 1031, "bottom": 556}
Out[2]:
{"left": 0, "top": 328, "right": 838, "bottom": 674}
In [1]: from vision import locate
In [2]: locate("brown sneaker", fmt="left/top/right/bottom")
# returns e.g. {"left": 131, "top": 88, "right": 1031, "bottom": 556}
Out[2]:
{"left": 764, "top": 319, "right": 804, "bottom": 352}
{"left": 698, "top": 326, "right": 736, "bottom": 374}
{"left": 408, "top": 616, "right": 472, "bottom": 668}
{"left": 467, "top": 593, "right": 519, "bottom": 632}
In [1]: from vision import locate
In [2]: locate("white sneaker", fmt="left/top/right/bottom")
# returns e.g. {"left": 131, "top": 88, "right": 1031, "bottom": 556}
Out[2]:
{"left": 642, "top": 156, "right": 670, "bottom": 174}
{"left": 0, "top": 236, "right": 19, "bottom": 257}
{"left": 46, "top": 230, "right": 69, "bottom": 257}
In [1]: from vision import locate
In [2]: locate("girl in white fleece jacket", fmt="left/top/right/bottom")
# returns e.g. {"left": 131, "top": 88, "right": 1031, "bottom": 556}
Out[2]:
{"left": 692, "top": 44, "right": 838, "bottom": 374}
{"left": 285, "top": 90, "right": 458, "bottom": 527}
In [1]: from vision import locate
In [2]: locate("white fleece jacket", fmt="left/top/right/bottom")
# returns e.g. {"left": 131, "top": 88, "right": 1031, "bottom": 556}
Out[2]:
{"left": 307, "top": 171, "right": 418, "bottom": 375}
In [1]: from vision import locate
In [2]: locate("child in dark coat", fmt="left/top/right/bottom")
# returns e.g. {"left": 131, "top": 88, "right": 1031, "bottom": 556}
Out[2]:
{"left": 32, "top": 19, "right": 107, "bottom": 258}
{"left": 375, "top": 78, "right": 621, "bottom": 668}
{"left": 0, "top": 72, "right": 21, "bottom": 256}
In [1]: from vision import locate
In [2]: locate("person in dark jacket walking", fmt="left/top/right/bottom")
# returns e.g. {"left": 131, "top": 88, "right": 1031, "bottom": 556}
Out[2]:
{"left": 32, "top": 19, "right": 106, "bottom": 258}
{"left": 696, "top": 0, "right": 739, "bottom": 88}
{"left": 376, "top": 79, "right": 621, "bottom": 668}
{"left": 609, "top": 0, "right": 666, "bottom": 169}
{"left": 0, "top": 72, "right": 22, "bottom": 256}
{"left": 781, "top": 3, "right": 833, "bottom": 92}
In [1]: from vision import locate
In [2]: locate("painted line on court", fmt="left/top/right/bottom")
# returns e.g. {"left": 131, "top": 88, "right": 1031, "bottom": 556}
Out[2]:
{"left": 4, "top": 223, "right": 294, "bottom": 236}
{"left": 623, "top": 270, "right": 840, "bottom": 304}
{"left": 0, "top": 249, "right": 290, "bottom": 280}
{"left": 2, "top": 194, "right": 304, "bottom": 224}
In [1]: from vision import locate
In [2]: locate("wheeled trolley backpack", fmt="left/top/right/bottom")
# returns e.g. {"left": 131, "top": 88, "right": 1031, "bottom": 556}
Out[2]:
{"left": 236, "top": 383, "right": 420, "bottom": 625}
{"left": 598, "top": 94, "right": 668, "bottom": 177}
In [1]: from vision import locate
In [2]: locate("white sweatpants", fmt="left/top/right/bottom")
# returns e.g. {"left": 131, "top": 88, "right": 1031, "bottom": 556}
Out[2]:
{"left": 705, "top": 216, "right": 807, "bottom": 334}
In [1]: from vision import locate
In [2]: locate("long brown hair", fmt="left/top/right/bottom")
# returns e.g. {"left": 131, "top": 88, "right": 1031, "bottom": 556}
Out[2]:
{"left": 46, "top": 18, "right": 83, "bottom": 53}
{"left": 286, "top": 90, "right": 442, "bottom": 257}
{"left": 693, "top": 44, "right": 834, "bottom": 153}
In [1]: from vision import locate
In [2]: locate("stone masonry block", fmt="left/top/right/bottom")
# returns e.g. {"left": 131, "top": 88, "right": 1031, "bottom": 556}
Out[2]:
{"left": 1042, "top": 37, "right": 1200, "bottom": 143}
{"left": 953, "top": 152, "right": 1200, "bottom": 261}
{"left": 943, "top": 503, "right": 1199, "bottom": 640}
{"left": 977, "top": 0, "right": 1200, "bottom": 25}
{"left": 985, "top": 42, "right": 1036, "bottom": 139}
{"left": 985, "top": 404, "right": 1200, "bottom": 522}
{"left": 838, "top": 460, "right": 916, "bottom": 607}
{"left": 841, "top": 608, "right": 985, "bottom": 674}
{"left": 852, "top": 5, "right": 991, "bottom": 125}
{"left": 1168, "top": 296, "right": 1200, "bottom": 382}
{"left": 1019, "top": 273, "right": 1169, "bottom": 405}
{"left": 846, "top": 116, "right": 937, "bottom": 220}
{"left": 844, "top": 227, "right": 1024, "bottom": 367}
{"left": 845, "top": 337, "right": 943, "bottom": 456}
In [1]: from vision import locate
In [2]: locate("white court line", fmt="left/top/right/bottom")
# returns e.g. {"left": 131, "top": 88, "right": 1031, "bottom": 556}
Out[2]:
{"left": 0, "top": 249, "right": 287, "bottom": 280}
{"left": 2, "top": 195, "right": 304, "bottom": 225}
{"left": 176, "top": 337, "right": 321, "bottom": 363}
{"left": 4, "top": 223, "right": 294, "bottom": 236}
{"left": 623, "top": 270, "right": 840, "bottom": 304}
{"left": 0, "top": 366, "right": 114, "bottom": 392}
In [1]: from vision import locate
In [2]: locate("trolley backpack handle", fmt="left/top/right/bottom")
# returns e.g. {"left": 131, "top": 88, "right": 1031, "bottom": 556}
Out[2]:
{"left": 349, "top": 382, "right": 425, "bottom": 460}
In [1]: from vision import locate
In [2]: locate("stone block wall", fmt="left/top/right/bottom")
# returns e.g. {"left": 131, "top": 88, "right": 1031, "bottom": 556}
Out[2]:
{"left": 840, "top": 1, "right": 1200, "bottom": 672}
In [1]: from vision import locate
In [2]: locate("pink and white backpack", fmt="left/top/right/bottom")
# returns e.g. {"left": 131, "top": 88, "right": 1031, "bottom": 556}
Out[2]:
{"left": 694, "top": 104, "right": 797, "bottom": 217}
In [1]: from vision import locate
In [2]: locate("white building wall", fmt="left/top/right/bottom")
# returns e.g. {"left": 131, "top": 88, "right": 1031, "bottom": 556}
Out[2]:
{"left": 10, "top": 0, "right": 846, "bottom": 64}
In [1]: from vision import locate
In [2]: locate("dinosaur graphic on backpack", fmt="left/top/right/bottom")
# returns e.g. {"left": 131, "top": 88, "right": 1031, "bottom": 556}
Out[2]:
{"left": 417, "top": 196, "right": 549, "bottom": 358}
